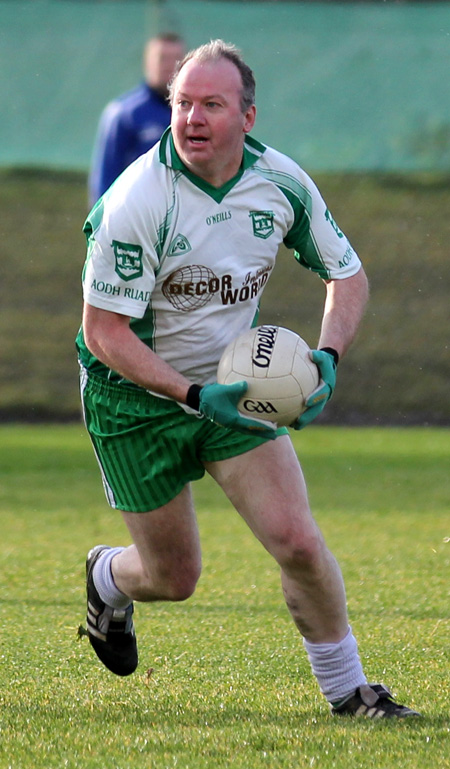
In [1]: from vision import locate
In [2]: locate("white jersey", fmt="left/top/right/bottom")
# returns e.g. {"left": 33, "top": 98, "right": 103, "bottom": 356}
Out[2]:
{"left": 78, "top": 128, "right": 361, "bottom": 387}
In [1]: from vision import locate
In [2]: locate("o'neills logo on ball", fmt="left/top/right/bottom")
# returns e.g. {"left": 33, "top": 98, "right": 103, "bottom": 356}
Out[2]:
{"left": 252, "top": 325, "right": 278, "bottom": 368}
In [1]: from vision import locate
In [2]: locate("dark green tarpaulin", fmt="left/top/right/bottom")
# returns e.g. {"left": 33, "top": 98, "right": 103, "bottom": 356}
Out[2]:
{"left": 2, "top": 0, "right": 449, "bottom": 171}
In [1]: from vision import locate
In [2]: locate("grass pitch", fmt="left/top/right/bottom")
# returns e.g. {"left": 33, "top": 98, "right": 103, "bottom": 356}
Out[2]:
{"left": 0, "top": 424, "right": 449, "bottom": 768}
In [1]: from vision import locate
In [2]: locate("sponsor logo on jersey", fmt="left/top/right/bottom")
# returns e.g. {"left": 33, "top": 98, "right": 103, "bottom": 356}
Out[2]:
{"left": 249, "top": 210, "right": 275, "bottom": 239}
{"left": 162, "top": 265, "right": 220, "bottom": 311}
{"left": 112, "top": 240, "right": 143, "bottom": 281}
{"left": 161, "top": 265, "right": 272, "bottom": 312}
{"left": 251, "top": 325, "right": 278, "bottom": 368}
{"left": 167, "top": 233, "right": 192, "bottom": 257}
{"left": 242, "top": 266, "right": 272, "bottom": 288}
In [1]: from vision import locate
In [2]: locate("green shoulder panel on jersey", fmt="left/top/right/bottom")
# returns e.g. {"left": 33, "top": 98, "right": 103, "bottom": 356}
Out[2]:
{"left": 243, "top": 134, "right": 267, "bottom": 161}
{"left": 252, "top": 166, "right": 330, "bottom": 279}
{"left": 84, "top": 196, "right": 105, "bottom": 237}
{"left": 159, "top": 127, "right": 172, "bottom": 166}
{"left": 81, "top": 197, "right": 106, "bottom": 281}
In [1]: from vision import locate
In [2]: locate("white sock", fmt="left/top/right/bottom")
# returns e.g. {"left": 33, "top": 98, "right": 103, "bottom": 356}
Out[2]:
{"left": 303, "top": 626, "right": 367, "bottom": 703}
{"left": 92, "top": 547, "right": 132, "bottom": 609}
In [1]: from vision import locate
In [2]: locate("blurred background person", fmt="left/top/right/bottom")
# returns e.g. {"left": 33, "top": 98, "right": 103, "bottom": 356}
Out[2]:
{"left": 88, "top": 32, "right": 186, "bottom": 207}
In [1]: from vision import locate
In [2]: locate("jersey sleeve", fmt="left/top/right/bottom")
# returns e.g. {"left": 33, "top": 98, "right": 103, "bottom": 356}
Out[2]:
{"left": 283, "top": 169, "right": 361, "bottom": 281}
{"left": 82, "top": 155, "right": 162, "bottom": 319}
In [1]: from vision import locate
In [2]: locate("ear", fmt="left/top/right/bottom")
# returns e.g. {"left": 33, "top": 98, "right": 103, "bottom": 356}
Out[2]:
{"left": 243, "top": 104, "right": 256, "bottom": 134}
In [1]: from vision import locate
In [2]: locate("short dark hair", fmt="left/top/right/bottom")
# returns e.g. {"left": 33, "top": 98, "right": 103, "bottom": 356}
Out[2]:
{"left": 149, "top": 32, "right": 185, "bottom": 46}
{"left": 168, "top": 39, "right": 256, "bottom": 113}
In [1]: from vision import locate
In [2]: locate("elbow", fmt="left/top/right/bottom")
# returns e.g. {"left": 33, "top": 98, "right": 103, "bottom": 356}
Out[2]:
{"left": 83, "top": 325, "right": 103, "bottom": 360}
{"left": 358, "top": 266, "right": 370, "bottom": 306}
{"left": 82, "top": 304, "right": 129, "bottom": 366}
{"left": 358, "top": 264, "right": 369, "bottom": 288}
{"left": 82, "top": 308, "right": 104, "bottom": 360}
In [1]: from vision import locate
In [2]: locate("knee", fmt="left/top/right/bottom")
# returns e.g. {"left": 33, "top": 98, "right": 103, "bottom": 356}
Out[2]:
{"left": 275, "top": 528, "right": 326, "bottom": 575}
{"left": 164, "top": 563, "right": 201, "bottom": 601}
{"left": 140, "top": 559, "right": 202, "bottom": 602}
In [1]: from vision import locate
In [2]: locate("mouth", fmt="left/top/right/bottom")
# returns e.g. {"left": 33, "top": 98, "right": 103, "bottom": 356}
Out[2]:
{"left": 187, "top": 136, "right": 208, "bottom": 145}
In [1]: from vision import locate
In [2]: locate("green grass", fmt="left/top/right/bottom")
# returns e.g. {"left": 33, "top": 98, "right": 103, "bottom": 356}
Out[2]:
{"left": 0, "top": 424, "right": 449, "bottom": 768}
{"left": 1, "top": 168, "right": 450, "bottom": 423}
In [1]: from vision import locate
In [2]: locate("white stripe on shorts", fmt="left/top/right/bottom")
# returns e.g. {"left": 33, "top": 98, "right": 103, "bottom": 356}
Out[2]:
{"left": 79, "top": 365, "right": 117, "bottom": 509}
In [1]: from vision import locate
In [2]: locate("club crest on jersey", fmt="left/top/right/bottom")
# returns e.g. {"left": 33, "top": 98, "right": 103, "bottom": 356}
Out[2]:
{"left": 112, "top": 240, "right": 143, "bottom": 281}
{"left": 249, "top": 210, "right": 275, "bottom": 239}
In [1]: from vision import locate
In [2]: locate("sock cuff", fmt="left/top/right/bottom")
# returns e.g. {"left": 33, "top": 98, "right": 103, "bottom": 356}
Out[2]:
{"left": 93, "top": 546, "right": 131, "bottom": 609}
{"left": 303, "top": 625, "right": 353, "bottom": 658}
{"left": 303, "top": 626, "right": 367, "bottom": 702}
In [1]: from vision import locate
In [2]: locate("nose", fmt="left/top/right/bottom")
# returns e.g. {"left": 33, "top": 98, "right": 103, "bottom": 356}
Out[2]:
{"left": 187, "top": 104, "right": 206, "bottom": 125}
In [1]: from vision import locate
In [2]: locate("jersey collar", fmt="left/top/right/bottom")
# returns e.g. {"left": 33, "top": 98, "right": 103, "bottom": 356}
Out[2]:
{"left": 158, "top": 128, "right": 267, "bottom": 203}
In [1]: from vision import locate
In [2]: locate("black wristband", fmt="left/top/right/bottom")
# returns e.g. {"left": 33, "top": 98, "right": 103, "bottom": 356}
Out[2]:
{"left": 186, "top": 383, "right": 203, "bottom": 411}
{"left": 319, "top": 347, "right": 340, "bottom": 366}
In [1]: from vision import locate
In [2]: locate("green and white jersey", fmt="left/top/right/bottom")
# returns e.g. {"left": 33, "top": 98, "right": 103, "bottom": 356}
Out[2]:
{"left": 77, "top": 128, "right": 361, "bottom": 387}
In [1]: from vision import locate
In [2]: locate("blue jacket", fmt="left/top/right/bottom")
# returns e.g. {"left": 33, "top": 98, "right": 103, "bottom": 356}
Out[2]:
{"left": 88, "top": 82, "right": 171, "bottom": 206}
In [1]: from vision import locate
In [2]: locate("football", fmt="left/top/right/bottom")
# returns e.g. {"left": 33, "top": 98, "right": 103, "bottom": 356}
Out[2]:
{"left": 217, "top": 325, "right": 319, "bottom": 426}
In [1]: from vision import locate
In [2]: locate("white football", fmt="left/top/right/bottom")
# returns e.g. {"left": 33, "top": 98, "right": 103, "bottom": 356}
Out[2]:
{"left": 217, "top": 325, "right": 320, "bottom": 427}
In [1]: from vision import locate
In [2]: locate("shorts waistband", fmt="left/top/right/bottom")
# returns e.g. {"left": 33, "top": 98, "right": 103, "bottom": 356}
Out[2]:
{"left": 80, "top": 366, "right": 165, "bottom": 406}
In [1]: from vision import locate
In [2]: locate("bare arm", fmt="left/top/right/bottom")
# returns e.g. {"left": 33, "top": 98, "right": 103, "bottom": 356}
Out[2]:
{"left": 317, "top": 266, "right": 369, "bottom": 359}
{"left": 292, "top": 267, "right": 368, "bottom": 429}
{"left": 82, "top": 303, "right": 192, "bottom": 403}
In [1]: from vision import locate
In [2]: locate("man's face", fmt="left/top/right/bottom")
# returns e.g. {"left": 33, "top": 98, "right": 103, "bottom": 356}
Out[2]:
{"left": 170, "top": 57, "right": 256, "bottom": 187}
{"left": 145, "top": 39, "right": 185, "bottom": 96}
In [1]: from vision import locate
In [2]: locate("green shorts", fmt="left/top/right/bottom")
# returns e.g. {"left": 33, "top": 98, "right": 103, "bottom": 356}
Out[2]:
{"left": 80, "top": 368, "right": 287, "bottom": 513}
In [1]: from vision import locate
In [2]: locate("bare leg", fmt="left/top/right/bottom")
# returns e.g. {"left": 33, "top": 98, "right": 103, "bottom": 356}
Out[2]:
{"left": 205, "top": 435, "right": 348, "bottom": 643}
{"left": 111, "top": 484, "right": 202, "bottom": 603}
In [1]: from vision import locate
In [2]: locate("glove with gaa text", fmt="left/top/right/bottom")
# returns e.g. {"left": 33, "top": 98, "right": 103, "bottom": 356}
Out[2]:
{"left": 188, "top": 381, "right": 277, "bottom": 440}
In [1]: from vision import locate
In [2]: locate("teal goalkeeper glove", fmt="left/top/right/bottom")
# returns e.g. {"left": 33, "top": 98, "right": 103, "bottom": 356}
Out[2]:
{"left": 292, "top": 348, "right": 338, "bottom": 431}
{"left": 187, "top": 381, "right": 277, "bottom": 440}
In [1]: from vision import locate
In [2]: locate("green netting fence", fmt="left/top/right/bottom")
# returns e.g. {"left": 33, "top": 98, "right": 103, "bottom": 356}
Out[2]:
{"left": 2, "top": 0, "right": 450, "bottom": 172}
